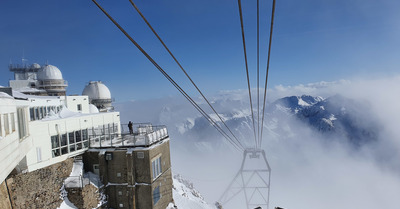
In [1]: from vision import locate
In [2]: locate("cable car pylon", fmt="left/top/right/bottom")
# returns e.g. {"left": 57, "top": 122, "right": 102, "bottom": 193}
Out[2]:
{"left": 218, "top": 148, "right": 271, "bottom": 209}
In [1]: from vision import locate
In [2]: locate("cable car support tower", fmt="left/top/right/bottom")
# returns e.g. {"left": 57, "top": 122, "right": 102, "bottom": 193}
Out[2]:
{"left": 219, "top": 0, "right": 276, "bottom": 208}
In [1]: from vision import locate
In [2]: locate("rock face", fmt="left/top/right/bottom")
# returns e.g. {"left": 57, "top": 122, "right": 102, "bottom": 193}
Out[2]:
{"left": 6, "top": 158, "right": 73, "bottom": 209}
{"left": 67, "top": 184, "right": 100, "bottom": 209}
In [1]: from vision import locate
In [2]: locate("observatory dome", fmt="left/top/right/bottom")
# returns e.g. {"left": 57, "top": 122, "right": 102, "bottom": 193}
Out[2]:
{"left": 89, "top": 104, "right": 99, "bottom": 113}
{"left": 82, "top": 81, "right": 111, "bottom": 100}
{"left": 37, "top": 65, "right": 63, "bottom": 80}
{"left": 31, "top": 63, "right": 41, "bottom": 69}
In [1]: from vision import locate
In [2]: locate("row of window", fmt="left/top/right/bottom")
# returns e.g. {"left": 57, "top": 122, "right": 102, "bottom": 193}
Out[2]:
{"left": 30, "top": 105, "right": 62, "bottom": 121}
{"left": 51, "top": 123, "right": 119, "bottom": 158}
{"left": 0, "top": 113, "right": 15, "bottom": 137}
{"left": 0, "top": 108, "right": 29, "bottom": 139}
{"left": 51, "top": 129, "right": 89, "bottom": 157}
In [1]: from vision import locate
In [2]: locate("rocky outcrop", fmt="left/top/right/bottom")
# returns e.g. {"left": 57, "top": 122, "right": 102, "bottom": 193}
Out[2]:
{"left": 6, "top": 158, "right": 73, "bottom": 209}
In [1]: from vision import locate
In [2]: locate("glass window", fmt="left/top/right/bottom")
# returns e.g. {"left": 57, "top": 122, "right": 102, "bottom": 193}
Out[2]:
{"left": 35, "top": 108, "right": 39, "bottom": 120}
{"left": 83, "top": 140, "right": 89, "bottom": 148}
{"left": 61, "top": 146, "right": 68, "bottom": 155}
{"left": 52, "top": 149, "right": 60, "bottom": 157}
{"left": 51, "top": 135, "right": 59, "bottom": 149}
{"left": 75, "top": 130, "right": 81, "bottom": 142}
{"left": 4, "top": 114, "right": 9, "bottom": 135}
{"left": 0, "top": 114, "right": 2, "bottom": 136}
{"left": 152, "top": 156, "right": 162, "bottom": 179}
{"left": 76, "top": 142, "right": 82, "bottom": 150}
{"left": 69, "top": 132, "right": 75, "bottom": 144}
{"left": 153, "top": 186, "right": 161, "bottom": 205}
{"left": 69, "top": 144, "right": 76, "bottom": 152}
{"left": 61, "top": 134, "right": 67, "bottom": 146}
{"left": 82, "top": 129, "right": 88, "bottom": 141}
{"left": 10, "top": 113, "right": 15, "bottom": 132}
{"left": 30, "top": 108, "right": 34, "bottom": 121}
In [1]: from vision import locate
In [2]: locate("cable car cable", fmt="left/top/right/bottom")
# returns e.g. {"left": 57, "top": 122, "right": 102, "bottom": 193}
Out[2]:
{"left": 260, "top": 0, "right": 276, "bottom": 148}
{"left": 127, "top": 0, "right": 244, "bottom": 149}
{"left": 237, "top": 0, "right": 257, "bottom": 148}
{"left": 91, "top": 0, "right": 244, "bottom": 152}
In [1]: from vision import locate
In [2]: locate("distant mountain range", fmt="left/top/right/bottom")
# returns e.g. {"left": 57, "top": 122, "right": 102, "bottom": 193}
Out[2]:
{"left": 115, "top": 93, "right": 380, "bottom": 150}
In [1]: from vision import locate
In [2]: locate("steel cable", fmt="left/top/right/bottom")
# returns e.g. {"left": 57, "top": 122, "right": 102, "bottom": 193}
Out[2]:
{"left": 128, "top": 0, "right": 244, "bottom": 149}
{"left": 91, "top": 0, "right": 244, "bottom": 152}
{"left": 237, "top": 0, "right": 257, "bottom": 148}
{"left": 259, "top": 0, "right": 276, "bottom": 148}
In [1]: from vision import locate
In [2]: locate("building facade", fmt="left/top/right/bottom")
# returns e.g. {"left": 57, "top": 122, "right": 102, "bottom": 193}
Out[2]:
{"left": 83, "top": 124, "right": 173, "bottom": 209}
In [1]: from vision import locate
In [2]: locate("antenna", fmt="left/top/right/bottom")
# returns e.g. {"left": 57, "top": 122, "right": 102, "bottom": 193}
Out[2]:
{"left": 22, "top": 49, "right": 28, "bottom": 66}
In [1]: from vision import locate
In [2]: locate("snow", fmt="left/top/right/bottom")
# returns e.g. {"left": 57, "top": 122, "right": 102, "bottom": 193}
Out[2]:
{"left": 170, "top": 174, "right": 215, "bottom": 209}
{"left": 57, "top": 197, "right": 78, "bottom": 209}
{"left": 0, "top": 92, "right": 13, "bottom": 98}
{"left": 57, "top": 184, "right": 78, "bottom": 209}
{"left": 64, "top": 161, "right": 83, "bottom": 188}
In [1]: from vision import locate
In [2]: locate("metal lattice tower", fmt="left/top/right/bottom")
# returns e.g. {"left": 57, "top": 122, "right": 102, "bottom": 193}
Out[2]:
{"left": 219, "top": 148, "right": 271, "bottom": 209}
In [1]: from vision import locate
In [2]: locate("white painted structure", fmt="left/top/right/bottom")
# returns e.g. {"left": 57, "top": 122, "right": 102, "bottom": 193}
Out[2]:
{"left": 9, "top": 63, "right": 68, "bottom": 96}
{"left": 0, "top": 89, "right": 121, "bottom": 183}
{"left": 0, "top": 93, "right": 32, "bottom": 184}
{"left": 82, "top": 81, "right": 113, "bottom": 112}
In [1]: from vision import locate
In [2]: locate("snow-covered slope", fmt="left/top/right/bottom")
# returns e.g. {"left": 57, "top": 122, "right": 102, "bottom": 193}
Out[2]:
{"left": 167, "top": 174, "right": 215, "bottom": 209}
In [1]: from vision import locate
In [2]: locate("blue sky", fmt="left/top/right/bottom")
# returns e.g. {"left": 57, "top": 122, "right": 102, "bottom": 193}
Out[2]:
{"left": 1, "top": 0, "right": 399, "bottom": 101}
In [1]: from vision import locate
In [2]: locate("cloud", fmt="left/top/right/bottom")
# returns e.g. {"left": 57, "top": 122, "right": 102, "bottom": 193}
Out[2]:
{"left": 115, "top": 75, "right": 400, "bottom": 209}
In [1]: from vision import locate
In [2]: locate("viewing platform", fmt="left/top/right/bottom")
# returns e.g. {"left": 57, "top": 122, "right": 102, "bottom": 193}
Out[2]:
{"left": 88, "top": 123, "right": 168, "bottom": 148}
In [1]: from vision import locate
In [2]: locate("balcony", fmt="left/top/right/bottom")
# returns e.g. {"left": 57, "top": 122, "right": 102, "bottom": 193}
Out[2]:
{"left": 88, "top": 123, "right": 168, "bottom": 148}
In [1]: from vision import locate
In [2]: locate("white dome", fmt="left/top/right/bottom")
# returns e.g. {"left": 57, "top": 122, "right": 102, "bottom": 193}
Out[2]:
{"left": 37, "top": 64, "right": 63, "bottom": 80}
{"left": 82, "top": 81, "right": 111, "bottom": 100}
{"left": 31, "top": 63, "right": 41, "bottom": 69}
{"left": 89, "top": 104, "right": 99, "bottom": 113}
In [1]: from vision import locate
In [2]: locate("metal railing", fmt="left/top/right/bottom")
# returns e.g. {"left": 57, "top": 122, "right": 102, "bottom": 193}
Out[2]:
{"left": 88, "top": 123, "right": 168, "bottom": 148}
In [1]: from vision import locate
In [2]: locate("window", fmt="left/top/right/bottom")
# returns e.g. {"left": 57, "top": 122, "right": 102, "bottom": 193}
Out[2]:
{"left": 77, "top": 104, "right": 82, "bottom": 111}
{"left": 4, "top": 114, "right": 9, "bottom": 135}
{"left": 118, "top": 191, "right": 123, "bottom": 196}
{"left": 153, "top": 186, "right": 161, "bottom": 205}
{"left": 51, "top": 135, "right": 59, "bottom": 149}
{"left": 152, "top": 156, "right": 162, "bottom": 179}
{"left": 30, "top": 108, "right": 34, "bottom": 121}
{"left": 17, "top": 108, "right": 28, "bottom": 139}
{"left": 0, "top": 114, "right": 2, "bottom": 136}
{"left": 75, "top": 130, "right": 81, "bottom": 142}
{"left": 137, "top": 152, "right": 144, "bottom": 159}
{"left": 36, "top": 147, "right": 42, "bottom": 162}
{"left": 61, "top": 134, "right": 67, "bottom": 146}
{"left": 35, "top": 108, "right": 39, "bottom": 120}
{"left": 10, "top": 113, "right": 15, "bottom": 132}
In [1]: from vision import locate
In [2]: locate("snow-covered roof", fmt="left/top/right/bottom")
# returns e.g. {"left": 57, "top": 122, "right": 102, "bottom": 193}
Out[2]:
{"left": 0, "top": 92, "right": 13, "bottom": 99}
{"left": 37, "top": 64, "right": 63, "bottom": 80}
{"left": 82, "top": 81, "right": 111, "bottom": 100}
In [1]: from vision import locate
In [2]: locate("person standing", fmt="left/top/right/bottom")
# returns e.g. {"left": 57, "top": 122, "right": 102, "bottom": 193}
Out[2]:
{"left": 128, "top": 121, "right": 133, "bottom": 135}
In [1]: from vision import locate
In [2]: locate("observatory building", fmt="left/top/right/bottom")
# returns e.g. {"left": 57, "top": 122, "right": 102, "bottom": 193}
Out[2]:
{"left": 9, "top": 63, "right": 68, "bottom": 96}
{"left": 82, "top": 81, "right": 113, "bottom": 112}
{"left": 1, "top": 61, "right": 173, "bottom": 209}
